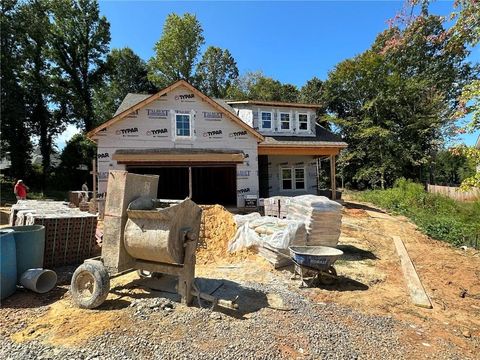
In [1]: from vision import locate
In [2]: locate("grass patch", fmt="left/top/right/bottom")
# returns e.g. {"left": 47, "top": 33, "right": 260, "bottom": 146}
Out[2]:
{"left": 351, "top": 179, "right": 480, "bottom": 247}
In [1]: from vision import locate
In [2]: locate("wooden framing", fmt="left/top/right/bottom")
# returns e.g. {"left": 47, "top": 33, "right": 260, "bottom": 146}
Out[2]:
{"left": 86, "top": 80, "right": 264, "bottom": 141}
{"left": 330, "top": 155, "right": 337, "bottom": 200}
{"left": 258, "top": 145, "right": 341, "bottom": 156}
{"left": 112, "top": 152, "right": 245, "bottom": 164}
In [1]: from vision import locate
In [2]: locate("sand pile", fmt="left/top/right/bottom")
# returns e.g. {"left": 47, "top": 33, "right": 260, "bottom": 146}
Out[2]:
{"left": 197, "top": 205, "right": 254, "bottom": 264}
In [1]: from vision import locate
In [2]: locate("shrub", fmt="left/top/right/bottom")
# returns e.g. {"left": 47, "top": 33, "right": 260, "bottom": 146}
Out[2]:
{"left": 354, "top": 179, "right": 480, "bottom": 246}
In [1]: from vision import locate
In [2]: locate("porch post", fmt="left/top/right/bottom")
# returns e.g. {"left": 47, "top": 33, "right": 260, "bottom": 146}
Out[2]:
{"left": 330, "top": 155, "right": 336, "bottom": 200}
{"left": 188, "top": 166, "right": 193, "bottom": 199}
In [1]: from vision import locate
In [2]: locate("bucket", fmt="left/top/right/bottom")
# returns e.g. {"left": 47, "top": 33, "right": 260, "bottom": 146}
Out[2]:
{"left": 4, "top": 225, "right": 45, "bottom": 282}
{"left": 0, "top": 229, "right": 17, "bottom": 300}
{"left": 20, "top": 268, "right": 57, "bottom": 293}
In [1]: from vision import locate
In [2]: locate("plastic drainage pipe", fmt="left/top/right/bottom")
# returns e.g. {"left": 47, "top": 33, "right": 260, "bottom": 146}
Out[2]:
{"left": 20, "top": 268, "right": 57, "bottom": 294}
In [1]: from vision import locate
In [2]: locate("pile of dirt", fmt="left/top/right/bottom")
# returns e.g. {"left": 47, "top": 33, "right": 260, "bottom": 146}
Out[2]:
{"left": 197, "top": 205, "right": 254, "bottom": 264}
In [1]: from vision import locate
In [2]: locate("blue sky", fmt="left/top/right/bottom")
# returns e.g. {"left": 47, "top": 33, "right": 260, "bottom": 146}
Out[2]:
{"left": 57, "top": 1, "right": 479, "bottom": 147}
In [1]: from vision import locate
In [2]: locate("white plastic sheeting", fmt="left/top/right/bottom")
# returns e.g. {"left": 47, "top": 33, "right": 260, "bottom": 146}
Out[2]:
{"left": 227, "top": 213, "right": 306, "bottom": 254}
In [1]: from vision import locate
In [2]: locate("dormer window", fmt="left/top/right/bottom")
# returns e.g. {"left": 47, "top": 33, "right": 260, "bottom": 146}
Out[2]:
{"left": 298, "top": 113, "right": 309, "bottom": 131}
{"left": 280, "top": 112, "right": 291, "bottom": 130}
{"left": 261, "top": 112, "right": 272, "bottom": 130}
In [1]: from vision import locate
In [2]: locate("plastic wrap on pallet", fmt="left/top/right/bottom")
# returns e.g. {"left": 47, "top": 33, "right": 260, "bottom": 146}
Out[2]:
{"left": 228, "top": 213, "right": 307, "bottom": 268}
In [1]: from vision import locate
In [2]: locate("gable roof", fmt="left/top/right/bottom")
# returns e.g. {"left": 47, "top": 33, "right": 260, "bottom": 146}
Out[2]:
{"left": 226, "top": 100, "right": 321, "bottom": 109}
{"left": 87, "top": 80, "right": 264, "bottom": 141}
{"left": 114, "top": 94, "right": 150, "bottom": 116}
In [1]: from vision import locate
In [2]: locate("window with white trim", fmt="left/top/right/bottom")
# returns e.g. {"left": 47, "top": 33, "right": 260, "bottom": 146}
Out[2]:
{"left": 261, "top": 112, "right": 272, "bottom": 130}
{"left": 280, "top": 112, "right": 291, "bottom": 130}
{"left": 175, "top": 114, "right": 191, "bottom": 137}
{"left": 280, "top": 166, "right": 306, "bottom": 190}
{"left": 298, "top": 113, "right": 309, "bottom": 131}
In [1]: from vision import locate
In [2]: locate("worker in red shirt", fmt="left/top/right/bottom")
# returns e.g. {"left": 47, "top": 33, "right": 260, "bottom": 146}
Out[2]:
{"left": 14, "top": 180, "right": 29, "bottom": 201}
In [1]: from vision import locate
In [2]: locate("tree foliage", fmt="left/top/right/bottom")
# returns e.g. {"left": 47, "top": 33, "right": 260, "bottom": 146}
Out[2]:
{"left": 324, "top": 14, "right": 475, "bottom": 189}
{"left": 94, "top": 47, "right": 156, "bottom": 124}
{"left": 148, "top": 13, "right": 204, "bottom": 87}
{"left": 226, "top": 71, "right": 299, "bottom": 102}
{"left": 195, "top": 46, "right": 239, "bottom": 98}
{"left": 49, "top": 0, "right": 111, "bottom": 131}
{"left": 1, "top": 0, "right": 32, "bottom": 179}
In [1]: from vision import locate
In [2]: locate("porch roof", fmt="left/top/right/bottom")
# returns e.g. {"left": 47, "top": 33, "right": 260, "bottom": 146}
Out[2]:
{"left": 258, "top": 125, "right": 347, "bottom": 155}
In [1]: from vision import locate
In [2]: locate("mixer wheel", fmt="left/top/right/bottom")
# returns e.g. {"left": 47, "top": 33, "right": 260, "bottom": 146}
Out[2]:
{"left": 71, "top": 261, "right": 110, "bottom": 309}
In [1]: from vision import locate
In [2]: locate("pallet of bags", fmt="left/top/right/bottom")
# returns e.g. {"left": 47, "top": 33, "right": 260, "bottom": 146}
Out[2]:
{"left": 286, "top": 195, "right": 342, "bottom": 247}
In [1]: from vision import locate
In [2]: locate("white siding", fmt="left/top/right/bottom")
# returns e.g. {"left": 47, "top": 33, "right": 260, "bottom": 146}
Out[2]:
{"left": 94, "top": 86, "right": 259, "bottom": 207}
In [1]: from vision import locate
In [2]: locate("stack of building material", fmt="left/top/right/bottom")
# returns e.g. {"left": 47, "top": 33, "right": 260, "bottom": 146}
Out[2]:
{"left": 263, "top": 196, "right": 289, "bottom": 218}
{"left": 9, "top": 201, "right": 97, "bottom": 268}
{"left": 286, "top": 195, "right": 342, "bottom": 247}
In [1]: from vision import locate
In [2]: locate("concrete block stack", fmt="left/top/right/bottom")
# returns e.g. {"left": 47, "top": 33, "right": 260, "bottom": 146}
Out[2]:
{"left": 9, "top": 200, "right": 98, "bottom": 268}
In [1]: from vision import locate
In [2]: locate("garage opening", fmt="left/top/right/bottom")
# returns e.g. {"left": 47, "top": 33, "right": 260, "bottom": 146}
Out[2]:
{"left": 127, "top": 165, "right": 237, "bottom": 206}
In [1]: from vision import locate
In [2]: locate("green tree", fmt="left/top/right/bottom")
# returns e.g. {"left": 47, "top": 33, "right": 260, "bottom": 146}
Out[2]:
{"left": 0, "top": 0, "right": 32, "bottom": 179}
{"left": 148, "top": 13, "right": 204, "bottom": 87}
{"left": 299, "top": 77, "right": 328, "bottom": 128}
{"left": 433, "top": 149, "right": 475, "bottom": 186}
{"left": 94, "top": 47, "right": 156, "bottom": 124}
{"left": 323, "top": 14, "right": 474, "bottom": 189}
{"left": 195, "top": 46, "right": 238, "bottom": 98}
{"left": 49, "top": 0, "right": 110, "bottom": 131}
{"left": 226, "top": 71, "right": 299, "bottom": 102}
{"left": 19, "top": 0, "right": 67, "bottom": 185}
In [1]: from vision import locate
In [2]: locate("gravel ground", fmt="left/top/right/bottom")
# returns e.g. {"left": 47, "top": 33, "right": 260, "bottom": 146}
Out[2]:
{"left": 0, "top": 267, "right": 475, "bottom": 360}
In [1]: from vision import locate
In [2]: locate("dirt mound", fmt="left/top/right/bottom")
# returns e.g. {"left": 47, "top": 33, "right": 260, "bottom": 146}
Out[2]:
{"left": 197, "top": 205, "right": 254, "bottom": 264}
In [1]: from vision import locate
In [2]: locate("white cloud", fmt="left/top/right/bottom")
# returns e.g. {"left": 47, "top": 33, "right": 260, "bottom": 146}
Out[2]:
{"left": 55, "top": 124, "right": 81, "bottom": 150}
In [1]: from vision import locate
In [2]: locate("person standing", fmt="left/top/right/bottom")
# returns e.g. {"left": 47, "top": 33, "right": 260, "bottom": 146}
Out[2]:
{"left": 81, "top": 181, "right": 89, "bottom": 201}
{"left": 14, "top": 180, "right": 28, "bottom": 201}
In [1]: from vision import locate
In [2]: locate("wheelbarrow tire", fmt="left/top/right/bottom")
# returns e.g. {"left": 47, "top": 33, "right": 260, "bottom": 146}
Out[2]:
{"left": 319, "top": 266, "right": 337, "bottom": 286}
{"left": 71, "top": 262, "right": 110, "bottom": 309}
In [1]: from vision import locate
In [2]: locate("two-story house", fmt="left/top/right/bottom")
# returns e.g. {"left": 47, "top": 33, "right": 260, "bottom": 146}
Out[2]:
{"left": 87, "top": 80, "right": 347, "bottom": 208}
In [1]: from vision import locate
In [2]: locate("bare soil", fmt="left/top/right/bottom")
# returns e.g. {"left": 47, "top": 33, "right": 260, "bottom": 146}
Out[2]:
{"left": 0, "top": 199, "right": 479, "bottom": 358}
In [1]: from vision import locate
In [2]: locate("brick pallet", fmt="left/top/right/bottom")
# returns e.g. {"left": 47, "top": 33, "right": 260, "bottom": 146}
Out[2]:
{"left": 10, "top": 200, "right": 98, "bottom": 268}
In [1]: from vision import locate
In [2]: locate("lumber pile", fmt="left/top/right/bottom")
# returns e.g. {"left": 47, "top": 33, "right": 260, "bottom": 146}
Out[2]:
{"left": 10, "top": 200, "right": 98, "bottom": 268}
{"left": 286, "top": 195, "right": 343, "bottom": 247}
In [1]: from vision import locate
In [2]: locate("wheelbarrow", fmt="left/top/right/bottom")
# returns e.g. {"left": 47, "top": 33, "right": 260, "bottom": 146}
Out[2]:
{"left": 288, "top": 245, "right": 344, "bottom": 287}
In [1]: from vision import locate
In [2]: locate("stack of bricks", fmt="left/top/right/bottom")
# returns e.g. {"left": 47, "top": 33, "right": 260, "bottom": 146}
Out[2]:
{"left": 10, "top": 200, "right": 98, "bottom": 268}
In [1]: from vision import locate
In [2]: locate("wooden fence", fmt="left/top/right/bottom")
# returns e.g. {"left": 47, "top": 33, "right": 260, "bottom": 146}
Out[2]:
{"left": 427, "top": 184, "right": 480, "bottom": 202}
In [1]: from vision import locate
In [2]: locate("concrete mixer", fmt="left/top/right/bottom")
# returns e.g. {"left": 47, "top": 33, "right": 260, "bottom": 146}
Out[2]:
{"left": 70, "top": 170, "right": 237, "bottom": 310}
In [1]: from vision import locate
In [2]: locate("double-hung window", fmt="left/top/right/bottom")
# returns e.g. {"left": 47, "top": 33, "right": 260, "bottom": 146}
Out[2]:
{"left": 280, "top": 113, "right": 291, "bottom": 130}
{"left": 281, "top": 166, "right": 306, "bottom": 191}
{"left": 261, "top": 112, "right": 272, "bottom": 130}
{"left": 298, "top": 113, "right": 309, "bottom": 131}
{"left": 175, "top": 114, "right": 191, "bottom": 138}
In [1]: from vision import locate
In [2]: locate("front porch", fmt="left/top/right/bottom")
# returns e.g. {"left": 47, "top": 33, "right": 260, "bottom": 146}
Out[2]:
{"left": 258, "top": 145, "right": 341, "bottom": 200}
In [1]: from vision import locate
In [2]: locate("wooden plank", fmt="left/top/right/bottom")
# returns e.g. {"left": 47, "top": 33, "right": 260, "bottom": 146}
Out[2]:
{"left": 112, "top": 152, "right": 245, "bottom": 163}
{"left": 393, "top": 236, "right": 432, "bottom": 309}
{"left": 330, "top": 155, "right": 336, "bottom": 200}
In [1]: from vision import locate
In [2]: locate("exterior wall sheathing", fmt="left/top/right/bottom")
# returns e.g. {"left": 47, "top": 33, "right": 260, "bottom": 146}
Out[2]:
{"left": 93, "top": 86, "right": 259, "bottom": 208}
